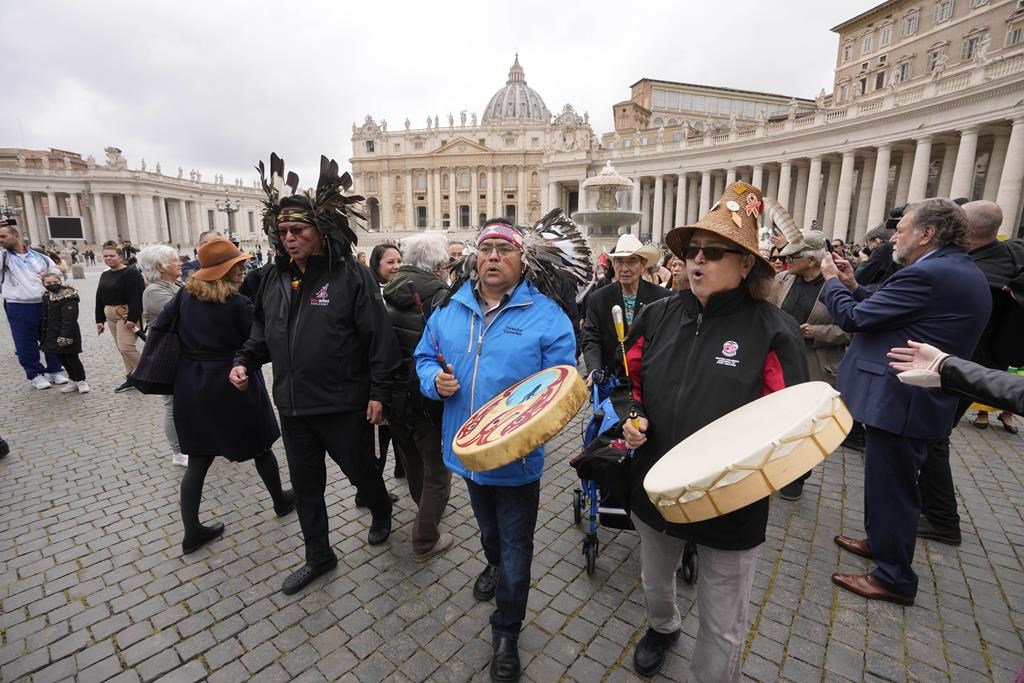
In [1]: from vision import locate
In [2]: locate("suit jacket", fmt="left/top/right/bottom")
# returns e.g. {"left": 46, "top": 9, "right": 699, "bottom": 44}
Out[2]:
{"left": 769, "top": 272, "right": 849, "bottom": 385}
{"left": 582, "top": 279, "right": 671, "bottom": 375}
{"left": 821, "top": 246, "right": 990, "bottom": 440}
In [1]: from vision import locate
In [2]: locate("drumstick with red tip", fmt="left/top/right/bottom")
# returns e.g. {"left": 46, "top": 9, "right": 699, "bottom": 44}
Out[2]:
{"left": 408, "top": 281, "right": 446, "bottom": 367}
{"left": 612, "top": 304, "right": 641, "bottom": 430}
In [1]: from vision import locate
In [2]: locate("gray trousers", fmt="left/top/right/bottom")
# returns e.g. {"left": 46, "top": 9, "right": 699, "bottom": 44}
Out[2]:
{"left": 162, "top": 394, "right": 180, "bottom": 454}
{"left": 632, "top": 514, "right": 759, "bottom": 683}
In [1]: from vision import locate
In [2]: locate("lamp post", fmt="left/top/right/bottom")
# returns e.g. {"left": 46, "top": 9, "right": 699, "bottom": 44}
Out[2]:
{"left": 215, "top": 192, "right": 241, "bottom": 243}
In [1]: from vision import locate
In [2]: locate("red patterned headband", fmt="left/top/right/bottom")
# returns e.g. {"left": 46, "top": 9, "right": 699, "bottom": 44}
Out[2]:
{"left": 476, "top": 224, "right": 524, "bottom": 250}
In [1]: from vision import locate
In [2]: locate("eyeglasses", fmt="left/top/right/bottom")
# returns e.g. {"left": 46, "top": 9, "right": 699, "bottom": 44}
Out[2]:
{"left": 275, "top": 224, "right": 315, "bottom": 237}
{"left": 684, "top": 245, "right": 747, "bottom": 261}
{"left": 784, "top": 253, "right": 812, "bottom": 262}
{"left": 478, "top": 244, "right": 520, "bottom": 258}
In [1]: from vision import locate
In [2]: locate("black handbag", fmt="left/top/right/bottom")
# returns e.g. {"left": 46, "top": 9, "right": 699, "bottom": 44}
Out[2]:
{"left": 130, "top": 291, "right": 183, "bottom": 395}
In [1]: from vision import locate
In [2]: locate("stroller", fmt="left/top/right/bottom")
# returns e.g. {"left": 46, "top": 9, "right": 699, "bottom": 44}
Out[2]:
{"left": 569, "top": 371, "right": 698, "bottom": 582}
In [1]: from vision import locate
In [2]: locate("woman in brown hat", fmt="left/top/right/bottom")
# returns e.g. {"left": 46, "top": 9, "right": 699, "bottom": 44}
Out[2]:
{"left": 163, "top": 237, "right": 294, "bottom": 554}
{"left": 621, "top": 183, "right": 808, "bottom": 681}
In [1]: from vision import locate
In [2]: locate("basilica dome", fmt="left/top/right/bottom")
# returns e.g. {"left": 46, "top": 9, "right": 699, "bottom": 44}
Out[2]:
{"left": 481, "top": 55, "right": 551, "bottom": 125}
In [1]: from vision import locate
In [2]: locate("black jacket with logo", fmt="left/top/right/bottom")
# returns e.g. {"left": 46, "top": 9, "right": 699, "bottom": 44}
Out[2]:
{"left": 234, "top": 255, "right": 400, "bottom": 417}
{"left": 625, "top": 287, "right": 808, "bottom": 549}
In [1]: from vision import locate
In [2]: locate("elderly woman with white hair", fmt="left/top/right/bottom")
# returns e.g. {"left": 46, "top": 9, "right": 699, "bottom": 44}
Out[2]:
{"left": 138, "top": 244, "right": 188, "bottom": 467}
{"left": 381, "top": 233, "right": 453, "bottom": 561}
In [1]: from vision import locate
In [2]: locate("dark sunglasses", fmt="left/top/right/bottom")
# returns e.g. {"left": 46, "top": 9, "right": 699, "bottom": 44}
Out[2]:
{"left": 769, "top": 255, "right": 785, "bottom": 263}
{"left": 274, "top": 224, "right": 316, "bottom": 237}
{"left": 684, "top": 245, "right": 747, "bottom": 261}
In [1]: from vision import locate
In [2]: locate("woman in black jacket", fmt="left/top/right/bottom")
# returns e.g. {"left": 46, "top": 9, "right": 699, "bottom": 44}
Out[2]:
{"left": 622, "top": 184, "right": 808, "bottom": 681}
{"left": 95, "top": 241, "right": 145, "bottom": 392}
{"left": 40, "top": 273, "right": 90, "bottom": 394}
{"left": 156, "top": 238, "right": 294, "bottom": 555}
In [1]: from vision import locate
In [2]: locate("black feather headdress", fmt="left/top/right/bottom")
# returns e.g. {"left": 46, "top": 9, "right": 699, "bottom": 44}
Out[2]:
{"left": 255, "top": 153, "right": 365, "bottom": 266}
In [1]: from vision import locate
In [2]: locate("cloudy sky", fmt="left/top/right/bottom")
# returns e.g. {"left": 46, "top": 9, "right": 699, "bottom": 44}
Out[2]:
{"left": 2, "top": 1, "right": 878, "bottom": 183}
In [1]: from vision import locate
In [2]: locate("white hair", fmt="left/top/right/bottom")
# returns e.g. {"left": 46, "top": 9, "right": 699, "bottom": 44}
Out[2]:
{"left": 806, "top": 247, "right": 827, "bottom": 264}
{"left": 401, "top": 233, "right": 449, "bottom": 271}
{"left": 137, "top": 245, "right": 180, "bottom": 283}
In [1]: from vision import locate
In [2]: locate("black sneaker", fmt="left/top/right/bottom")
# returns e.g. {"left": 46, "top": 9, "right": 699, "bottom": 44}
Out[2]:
{"left": 0, "top": 439, "right": 9, "bottom": 460}
{"left": 114, "top": 378, "right": 135, "bottom": 393}
{"left": 473, "top": 564, "right": 500, "bottom": 601}
{"left": 633, "top": 628, "right": 680, "bottom": 677}
{"left": 367, "top": 502, "right": 392, "bottom": 546}
{"left": 281, "top": 557, "right": 338, "bottom": 596}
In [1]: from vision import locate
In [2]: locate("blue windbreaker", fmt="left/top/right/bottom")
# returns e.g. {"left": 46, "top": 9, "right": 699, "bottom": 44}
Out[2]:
{"left": 414, "top": 278, "right": 577, "bottom": 486}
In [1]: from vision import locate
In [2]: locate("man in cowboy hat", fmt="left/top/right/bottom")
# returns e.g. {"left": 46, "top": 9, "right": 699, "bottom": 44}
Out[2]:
{"left": 414, "top": 219, "right": 576, "bottom": 683}
{"left": 582, "top": 233, "right": 670, "bottom": 383}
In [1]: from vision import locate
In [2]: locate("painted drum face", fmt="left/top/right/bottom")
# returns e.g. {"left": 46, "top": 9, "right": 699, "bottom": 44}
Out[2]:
{"left": 453, "top": 365, "right": 587, "bottom": 472}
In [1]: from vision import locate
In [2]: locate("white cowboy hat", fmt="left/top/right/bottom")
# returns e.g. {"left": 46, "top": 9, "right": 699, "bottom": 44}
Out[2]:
{"left": 608, "top": 234, "right": 661, "bottom": 268}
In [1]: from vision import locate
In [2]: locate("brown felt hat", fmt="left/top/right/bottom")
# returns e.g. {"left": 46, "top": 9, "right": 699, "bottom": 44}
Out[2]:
{"left": 666, "top": 182, "right": 770, "bottom": 270}
{"left": 192, "top": 237, "right": 252, "bottom": 281}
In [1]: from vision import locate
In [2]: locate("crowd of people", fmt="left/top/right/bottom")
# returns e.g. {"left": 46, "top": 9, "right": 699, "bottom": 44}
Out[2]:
{"left": 2, "top": 175, "right": 1023, "bottom": 682}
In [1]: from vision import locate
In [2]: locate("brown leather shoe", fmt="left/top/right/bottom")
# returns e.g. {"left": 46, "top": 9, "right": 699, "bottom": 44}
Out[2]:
{"left": 831, "top": 573, "right": 914, "bottom": 606}
{"left": 834, "top": 535, "right": 872, "bottom": 559}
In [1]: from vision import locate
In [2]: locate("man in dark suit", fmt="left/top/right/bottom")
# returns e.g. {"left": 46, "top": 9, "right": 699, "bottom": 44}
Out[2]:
{"left": 820, "top": 197, "right": 990, "bottom": 606}
{"left": 582, "top": 234, "right": 670, "bottom": 382}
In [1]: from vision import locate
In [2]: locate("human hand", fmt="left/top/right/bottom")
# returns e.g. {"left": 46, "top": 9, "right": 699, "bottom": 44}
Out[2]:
{"left": 435, "top": 364, "right": 460, "bottom": 397}
{"left": 229, "top": 365, "right": 249, "bottom": 391}
{"left": 622, "top": 415, "right": 649, "bottom": 449}
{"left": 585, "top": 370, "right": 596, "bottom": 388}
{"left": 887, "top": 340, "right": 949, "bottom": 372}
{"left": 800, "top": 323, "right": 816, "bottom": 339}
{"left": 366, "top": 400, "right": 384, "bottom": 425}
{"left": 96, "top": 323, "right": 105, "bottom": 335}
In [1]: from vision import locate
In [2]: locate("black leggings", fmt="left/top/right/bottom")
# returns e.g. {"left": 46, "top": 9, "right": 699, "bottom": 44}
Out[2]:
{"left": 56, "top": 353, "right": 85, "bottom": 381}
{"left": 180, "top": 450, "right": 285, "bottom": 536}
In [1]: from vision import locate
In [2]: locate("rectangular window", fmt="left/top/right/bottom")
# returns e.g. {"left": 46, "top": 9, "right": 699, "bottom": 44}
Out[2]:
{"left": 641, "top": 136, "right": 648, "bottom": 145}
{"left": 879, "top": 54, "right": 887, "bottom": 64}
{"left": 365, "top": 140, "right": 375, "bottom": 153}
{"left": 927, "top": 50, "right": 942, "bottom": 71}
{"left": 248, "top": 211, "right": 254, "bottom": 232}
{"left": 415, "top": 174, "right": 425, "bottom": 190}
{"left": 393, "top": 143, "right": 400, "bottom": 152}
{"left": 962, "top": 35, "right": 981, "bottom": 60}
{"left": 968, "top": 0, "right": 987, "bottom": 7}
{"left": 207, "top": 210, "right": 215, "bottom": 230}
{"left": 416, "top": 206, "right": 427, "bottom": 228}
{"left": 680, "top": 93, "right": 692, "bottom": 110}
{"left": 862, "top": 34, "right": 873, "bottom": 54}
{"left": 504, "top": 205, "right": 516, "bottom": 222}
{"left": 504, "top": 136, "right": 516, "bottom": 147}
{"left": 667, "top": 91, "right": 680, "bottom": 110}
{"left": 505, "top": 171, "right": 516, "bottom": 187}
{"left": 692, "top": 95, "right": 705, "bottom": 112}
{"left": 530, "top": 137, "right": 539, "bottom": 146}
{"left": 935, "top": 0, "right": 954, "bottom": 24}
{"left": 479, "top": 138, "right": 486, "bottom": 145}
{"left": 459, "top": 205, "right": 470, "bottom": 228}
{"left": 843, "top": 44, "right": 853, "bottom": 62}
{"left": 838, "top": 84, "right": 848, "bottom": 101}
{"left": 875, "top": 71, "right": 886, "bottom": 89}
{"left": 743, "top": 101, "right": 756, "bottom": 117}
{"left": 414, "top": 141, "right": 424, "bottom": 151}
{"left": 623, "top": 139, "right": 632, "bottom": 148}
{"left": 897, "top": 62, "right": 911, "bottom": 81}
{"left": 652, "top": 89, "right": 667, "bottom": 108}
{"left": 880, "top": 26, "right": 892, "bottom": 46}
{"left": 903, "top": 13, "right": 919, "bottom": 36}
{"left": 1008, "top": 21, "right": 1024, "bottom": 46}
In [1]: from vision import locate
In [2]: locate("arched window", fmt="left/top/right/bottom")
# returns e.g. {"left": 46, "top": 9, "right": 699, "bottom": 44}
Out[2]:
{"left": 367, "top": 175, "right": 377, "bottom": 192}
{"left": 415, "top": 173, "right": 426, "bottom": 190}
{"left": 505, "top": 170, "right": 516, "bottom": 188}
{"left": 479, "top": 172, "right": 488, "bottom": 189}
{"left": 459, "top": 171, "right": 470, "bottom": 188}
{"left": 530, "top": 171, "right": 538, "bottom": 187}
{"left": 442, "top": 213, "right": 450, "bottom": 228}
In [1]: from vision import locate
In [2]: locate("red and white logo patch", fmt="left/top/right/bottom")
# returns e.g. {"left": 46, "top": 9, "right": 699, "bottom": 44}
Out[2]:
{"left": 722, "top": 340, "right": 739, "bottom": 358}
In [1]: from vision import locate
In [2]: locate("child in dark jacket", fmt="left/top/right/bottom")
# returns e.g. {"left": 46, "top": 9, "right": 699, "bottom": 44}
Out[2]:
{"left": 40, "top": 273, "right": 90, "bottom": 394}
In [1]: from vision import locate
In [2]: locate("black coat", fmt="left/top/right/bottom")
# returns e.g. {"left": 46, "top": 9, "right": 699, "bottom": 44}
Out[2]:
{"left": 235, "top": 255, "right": 401, "bottom": 417}
{"left": 166, "top": 290, "right": 280, "bottom": 461}
{"left": 582, "top": 279, "right": 671, "bottom": 376}
{"left": 942, "top": 357, "right": 1024, "bottom": 416}
{"left": 40, "top": 288, "right": 82, "bottom": 354}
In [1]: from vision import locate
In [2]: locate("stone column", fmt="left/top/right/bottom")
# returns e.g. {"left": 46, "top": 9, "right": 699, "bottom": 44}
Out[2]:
{"left": 380, "top": 173, "right": 392, "bottom": 230}
{"left": 652, "top": 175, "right": 665, "bottom": 243}
{"left": 21, "top": 191, "right": 39, "bottom": 244}
{"left": 725, "top": 168, "right": 737, "bottom": 185}
{"left": 517, "top": 167, "right": 528, "bottom": 224}
{"left": 687, "top": 175, "right": 700, "bottom": 224}
{"left": 893, "top": 149, "right": 913, "bottom": 206}
{"left": 935, "top": 141, "right": 959, "bottom": 198}
{"left": 866, "top": 144, "right": 892, "bottom": 231}
{"left": 793, "top": 163, "right": 810, "bottom": 227}
{"left": 45, "top": 191, "right": 59, "bottom": 218}
{"left": 448, "top": 169, "right": 457, "bottom": 228}
{"left": 156, "top": 197, "right": 169, "bottom": 242}
{"left": 906, "top": 136, "right": 933, "bottom": 203}
{"left": 823, "top": 160, "right": 841, "bottom": 238}
{"left": 663, "top": 175, "right": 674, "bottom": 236}
{"left": 949, "top": 126, "right": 980, "bottom": 200}
{"left": 122, "top": 194, "right": 139, "bottom": 243}
{"left": 69, "top": 193, "right": 81, "bottom": 217}
{"left": 630, "top": 177, "right": 642, "bottom": 236}
{"left": 752, "top": 165, "right": 764, "bottom": 189}
{"left": 640, "top": 179, "right": 651, "bottom": 239}
{"left": 489, "top": 167, "right": 498, "bottom": 218}
{"left": 88, "top": 192, "right": 104, "bottom": 244}
{"left": 432, "top": 168, "right": 441, "bottom": 228}
{"left": 177, "top": 200, "right": 189, "bottom": 246}
{"left": 405, "top": 171, "right": 414, "bottom": 229}
{"left": 675, "top": 173, "right": 687, "bottom": 226}
{"left": 853, "top": 153, "right": 875, "bottom": 242}
{"left": 471, "top": 167, "right": 479, "bottom": 228}
{"left": 996, "top": 118, "right": 1024, "bottom": 237}
{"left": 712, "top": 173, "right": 724, "bottom": 200}
{"left": 803, "top": 157, "right": 823, "bottom": 228}
{"left": 833, "top": 151, "right": 857, "bottom": 242}
{"left": 983, "top": 132, "right": 1011, "bottom": 201}
{"left": 699, "top": 171, "right": 712, "bottom": 216}
{"left": 776, "top": 161, "right": 793, "bottom": 211}
{"left": 547, "top": 181, "right": 558, "bottom": 213}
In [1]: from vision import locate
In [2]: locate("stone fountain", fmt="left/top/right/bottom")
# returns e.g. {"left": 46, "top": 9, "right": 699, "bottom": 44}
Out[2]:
{"left": 571, "top": 161, "right": 640, "bottom": 252}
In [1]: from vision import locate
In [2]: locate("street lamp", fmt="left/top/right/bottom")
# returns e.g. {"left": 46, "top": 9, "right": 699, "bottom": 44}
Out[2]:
{"left": 215, "top": 192, "right": 241, "bottom": 242}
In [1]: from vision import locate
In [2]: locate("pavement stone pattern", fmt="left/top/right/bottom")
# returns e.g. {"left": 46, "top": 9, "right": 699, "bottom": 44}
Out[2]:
{"left": 1, "top": 264, "right": 1022, "bottom": 682}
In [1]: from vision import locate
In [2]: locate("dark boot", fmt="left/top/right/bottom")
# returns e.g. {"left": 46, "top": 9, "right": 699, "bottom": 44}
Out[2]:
{"left": 633, "top": 628, "right": 680, "bottom": 677}
{"left": 490, "top": 636, "right": 520, "bottom": 682}
{"left": 368, "top": 498, "right": 392, "bottom": 545}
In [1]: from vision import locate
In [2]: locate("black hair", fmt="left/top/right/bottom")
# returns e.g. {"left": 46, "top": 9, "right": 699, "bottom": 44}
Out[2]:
{"left": 369, "top": 243, "right": 401, "bottom": 284}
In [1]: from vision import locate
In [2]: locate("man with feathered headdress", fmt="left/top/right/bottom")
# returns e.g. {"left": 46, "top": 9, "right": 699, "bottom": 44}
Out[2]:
{"left": 231, "top": 154, "right": 400, "bottom": 597}
{"left": 414, "top": 216, "right": 582, "bottom": 682}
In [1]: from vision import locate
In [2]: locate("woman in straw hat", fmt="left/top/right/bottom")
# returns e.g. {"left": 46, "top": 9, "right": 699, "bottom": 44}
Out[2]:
{"left": 621, "top": 183, "right": 808, "bottom": 681}
{"left": 162, "top": 237, "right": 295, "bottom": 555}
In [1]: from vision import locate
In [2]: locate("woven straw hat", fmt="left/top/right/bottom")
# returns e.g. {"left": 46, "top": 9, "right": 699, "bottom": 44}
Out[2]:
{"left": 666, "top": 182, "right": 769, "bottom": 270}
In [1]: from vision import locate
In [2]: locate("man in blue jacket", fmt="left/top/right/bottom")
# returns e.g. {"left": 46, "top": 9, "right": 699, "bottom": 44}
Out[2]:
{"left": 820, "top": 197, "right": 989, "bottom": 606}
{"left": 415, "top": 220, "right": 576, "bottom": 683}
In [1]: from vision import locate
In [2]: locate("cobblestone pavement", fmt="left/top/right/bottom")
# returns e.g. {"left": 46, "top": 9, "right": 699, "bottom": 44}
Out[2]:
{"left": 1, "top": 266, "right": 1022, "bottom": 682}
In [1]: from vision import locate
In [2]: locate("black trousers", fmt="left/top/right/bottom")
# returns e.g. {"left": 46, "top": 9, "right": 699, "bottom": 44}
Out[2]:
{"left": 917, "top": 400, "right": 971, "bottom": 531}
{"left": 56, "top": 352, "right": 85, "bottom": 382}
{"left": 280, "top": 411, "right": 390, "bottom": 567}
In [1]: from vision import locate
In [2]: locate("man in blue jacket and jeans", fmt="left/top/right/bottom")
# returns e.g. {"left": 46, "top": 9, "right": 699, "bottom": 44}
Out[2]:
{"left": 415, "top": 220, "right": 576, "bottom": 683}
